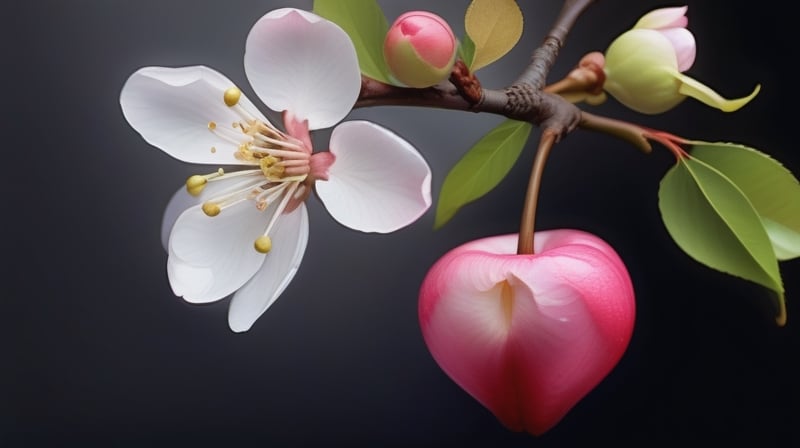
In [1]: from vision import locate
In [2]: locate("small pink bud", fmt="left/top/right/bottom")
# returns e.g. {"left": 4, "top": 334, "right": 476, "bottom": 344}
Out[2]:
{"left": 419, "top": 230, "right": 636, "bottom": 435}
{"left": 575, "top": 51, "right": 606, "bottom": 95}
{"left": 633, "top": 6, "right": 695, "bottom": 72}
{"left": 383, "top": 11, "right": 457, "bottom": 88}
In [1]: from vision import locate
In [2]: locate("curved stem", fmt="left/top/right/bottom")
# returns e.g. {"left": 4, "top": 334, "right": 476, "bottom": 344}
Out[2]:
{"left": 643, "top": 130, "right": 690, "bottom": 159}
{"left": 517, "top": 130, "right": 559, "bottom": 255}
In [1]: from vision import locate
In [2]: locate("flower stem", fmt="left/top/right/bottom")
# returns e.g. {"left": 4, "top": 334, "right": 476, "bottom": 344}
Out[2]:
{"left": 580, "top": 112, "right": 652, "bottom": 154}
{"left": 517, "top": 130, "right": 558, "bottom": 255}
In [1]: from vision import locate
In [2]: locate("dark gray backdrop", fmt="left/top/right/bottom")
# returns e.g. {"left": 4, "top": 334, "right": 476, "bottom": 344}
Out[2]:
{"left": 5, "top": 0, "right": 799, "bottom": 446}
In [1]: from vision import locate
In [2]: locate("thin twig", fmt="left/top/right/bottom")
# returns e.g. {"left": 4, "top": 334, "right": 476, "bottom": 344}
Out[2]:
{"left": 579, "top": 112, "right": 652, "bottom": 153}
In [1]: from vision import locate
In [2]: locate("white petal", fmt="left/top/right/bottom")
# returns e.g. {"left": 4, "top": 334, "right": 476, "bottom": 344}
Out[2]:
{"left": 167, "top": 256, "right": 213, "bottom": 299}
{"left": 162, "top": 187, "right": 195, "bottom": 251}
{"left": 161, "top": 176, "right": 266, "bottom": 251}
{"left": 244, "top": 8, "right": 361, "bottom": 130}
{"left": 316, "top": 121, "right": 432, "bottom": 233}
{"left": 228, "top": 204, "right": 309, "bottom": 332}
{"left": 120, "top": 66, "right": 269, "bottom": 164}
{"left": 167, "top": 198, "right": 272, "bottom": 303}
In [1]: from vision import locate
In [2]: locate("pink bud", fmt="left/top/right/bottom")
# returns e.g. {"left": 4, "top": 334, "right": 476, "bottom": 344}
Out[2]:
{"left": 384, "top": 11, "right": 457, "bottom": 88}
{"left": 635, "top": 6, "right": 689, "bottom": 29}
{"left": 634, "top": 6, "right": 695, "bottom": 72}
{"left": 419, "top": 230, "right": 635, "bottom": 435}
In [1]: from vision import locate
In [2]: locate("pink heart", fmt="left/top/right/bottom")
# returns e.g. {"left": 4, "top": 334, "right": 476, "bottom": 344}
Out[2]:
{"left": 419, "top": 229, "right": 635, "bottom": 435}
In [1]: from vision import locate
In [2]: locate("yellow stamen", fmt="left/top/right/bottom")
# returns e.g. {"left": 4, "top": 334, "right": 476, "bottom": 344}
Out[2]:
{"left": 224, "top": 87, "right": 241, "bottom": 107}
{"left": 236, "top": 142, "right": 257, "bottom": 162}
{"left": 207, "top": 121, "right": 217, "bottom": 130}
{"left": 202, "top": 202, "right": 221, "bottom": 217}
{"left": 254, "top": 235, "right": 272, "bottom": 254}
{"left": 186, "top": 169, "right": 226, "bottom": 196}
{"left": 186, "top": 175, "right": 208, "bottom": 196}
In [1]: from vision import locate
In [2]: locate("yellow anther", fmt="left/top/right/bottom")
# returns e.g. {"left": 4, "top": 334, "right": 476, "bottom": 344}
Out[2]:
{"left": 224, "top": 87, "right": 242, "bottom": 107}
{"left": 202, "top": 202, "right": 221, "bottom": 217}
{"left": 207, "top": 121, "right": 217, "bottom": 130}
{"left": 254, "top": 235, "right": 272, "bottom": 254}
{"left": 186, "top": 175, "right": 208, "bottom": 196}
{"left": 259, "top": 156, "right": 285, "bottom": 178}
{"left": 236, "top": 143, "right": 256, "bottom": 162}
{"left": 260, "top": 155, "right": 279, "bottom": 167}
{"left": 266, "top": 165, "right": 285, "bottom": 179}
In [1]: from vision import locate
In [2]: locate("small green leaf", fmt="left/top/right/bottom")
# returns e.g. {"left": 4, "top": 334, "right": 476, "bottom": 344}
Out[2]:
{"left": 464, "top": 0, "right": 523, "bottom": 71}
{"left": 435, "top": 119, "right": 532, "bottom": 229}
{"left": 458, "top": 34, "right": 476, "bottom": 68}
{"left": 313, "top": 0, "right": 392, "bottom": 84}
{"left": 690, "top": 142, "right": 800, "bottom": 260}
{"left": 659, "top": 157, "right": 786, "bottom": 324}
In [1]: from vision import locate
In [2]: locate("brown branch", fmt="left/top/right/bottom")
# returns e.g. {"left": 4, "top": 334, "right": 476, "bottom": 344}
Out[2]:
{"left": 502, "top": 0, "right": 595, "bottom": 133}
{"left": 552, "top": 0, "right": 596, "bottom": 45}
{"left": 356, "top": 76, "right": 473, "bottom": 110}
{"left": 515, "top": 0, "right": 595, "bottom": 88}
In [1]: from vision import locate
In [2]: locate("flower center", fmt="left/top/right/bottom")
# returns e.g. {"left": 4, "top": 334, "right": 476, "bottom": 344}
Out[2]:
{"left": 184, "top": 86, "right": 313, "bottom": 254}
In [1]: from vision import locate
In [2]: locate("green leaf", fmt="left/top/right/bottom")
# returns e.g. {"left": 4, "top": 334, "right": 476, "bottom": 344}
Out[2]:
{"left": 464, "top": 0, "right": 523, "bottom": 71}
{"left": 435, "top": 119, "right": 532, "bottom": 229}
{"left": 690, "top": 142, "right": 800, "bottom": 260}
{"left": 458, "top": 34, "right": 476, "bottom": 68}
{"left": 659, "top": 157, "right": 786, "bottom": 325}
{"left": 313, "top": 0, "right": 392, "bottom": 84}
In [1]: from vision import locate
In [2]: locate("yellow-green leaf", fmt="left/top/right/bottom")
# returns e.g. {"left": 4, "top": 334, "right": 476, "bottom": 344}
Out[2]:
{"left": 690, "top": 142, "right": 800, "bottom": 261}
{"left": 435, "top": 119, "right": 532, "bottom": 229}
{"left": 464, "top": 0, "right": 523, "bottom": 71}
{"left": 659, "top": 157, "right": 786, "bottom": 325}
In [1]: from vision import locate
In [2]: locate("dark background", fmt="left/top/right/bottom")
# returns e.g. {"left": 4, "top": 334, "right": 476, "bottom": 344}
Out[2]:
{"left": 5, "top": 0, "right": 798, "bottom": 446}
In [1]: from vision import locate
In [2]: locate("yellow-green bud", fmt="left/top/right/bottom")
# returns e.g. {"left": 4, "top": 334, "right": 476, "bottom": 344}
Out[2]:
{"left": 603, "top": 6, "right": 759, "bottom": 114}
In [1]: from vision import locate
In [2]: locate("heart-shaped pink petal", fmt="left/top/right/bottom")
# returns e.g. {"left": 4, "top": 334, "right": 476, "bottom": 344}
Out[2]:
{"left": 419, "top": 229, "right": 635, "bottom": 435}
